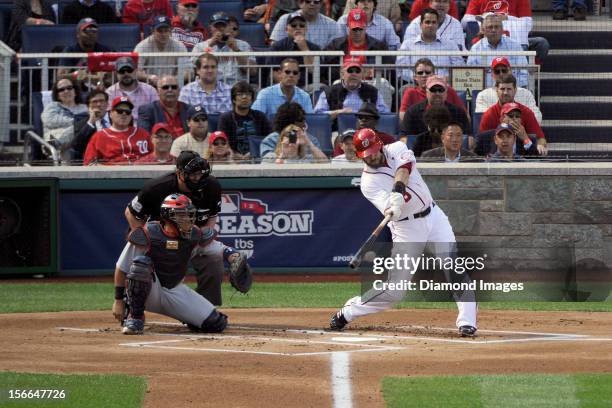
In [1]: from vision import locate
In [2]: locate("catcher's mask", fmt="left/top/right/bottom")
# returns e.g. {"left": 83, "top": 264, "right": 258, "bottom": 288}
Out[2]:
{"left": 176, "top": 151, "right": 211, "bottom": 196}
{"left": 160, "top": 193, "right": 196, "bottom": 238}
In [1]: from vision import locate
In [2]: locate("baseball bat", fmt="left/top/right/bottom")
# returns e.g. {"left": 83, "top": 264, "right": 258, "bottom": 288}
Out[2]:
{"left": 349, "top": 213, "right": 393, "bottom": 269}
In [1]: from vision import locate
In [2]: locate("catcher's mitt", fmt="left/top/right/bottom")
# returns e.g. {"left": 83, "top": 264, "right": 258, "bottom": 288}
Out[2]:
{"left": 229, "top": 253, "right": 252, "bottom": 294}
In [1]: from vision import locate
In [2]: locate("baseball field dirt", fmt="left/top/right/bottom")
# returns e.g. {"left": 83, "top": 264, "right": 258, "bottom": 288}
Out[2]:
{"left": 1, "top": 308, "right": 612, "bottom": 407}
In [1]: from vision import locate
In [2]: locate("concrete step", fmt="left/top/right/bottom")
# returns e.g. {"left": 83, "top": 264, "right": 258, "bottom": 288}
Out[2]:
{"left": 540, "top": 73, "right": 612, "bottom": 96}
{"left": 542, "top": 51, "right": 612, "bottom": 72}
{"left": 540, "top": 98, "right": 612, "bottom": 120}
{"left": 531, "top": 31, "right": 612, "bottom": 49}
{"left": 542, "top": 120, "right": 612, "bottom": 143}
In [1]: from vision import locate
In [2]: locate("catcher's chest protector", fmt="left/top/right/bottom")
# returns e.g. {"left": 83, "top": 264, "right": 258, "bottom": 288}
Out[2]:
{"left": 145, "top": 222, "right": 200, "bottom": 289}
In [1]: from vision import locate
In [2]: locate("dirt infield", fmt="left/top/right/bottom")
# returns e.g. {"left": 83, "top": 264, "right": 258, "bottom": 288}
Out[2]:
{"left": 2, "top": 309, "right": 612, "bottom": 408}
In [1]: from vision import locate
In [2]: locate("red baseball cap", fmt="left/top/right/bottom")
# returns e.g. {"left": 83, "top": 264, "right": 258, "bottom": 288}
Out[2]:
{"left": 343, "top": 56, "right": 363, "bottom": 70}
{"left": 152, "top": 123, "right": 172, "bottom": 135}
{"left": 209, "top": 131, "right": 228, "bottom": 145}
{"left": 491, "top": 57, "right": 511, "bottom": 69}
{"left": 347, "top": 9, "right": 367, "bottom": 30}
{"left": 425, "top": 75, "right": 447, "bottom": 90}
{"left": 111, "top": 96, "right": 134, "bottom": 110}
{"left": 179, "top": 0, "right": 198, "bottom": 4}
{"left": 501, "top": 102, "right": 521, "bottom": 116}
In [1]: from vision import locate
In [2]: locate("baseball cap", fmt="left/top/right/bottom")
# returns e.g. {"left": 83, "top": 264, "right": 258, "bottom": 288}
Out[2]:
{"left": 209, "top": 131, "right": 228, "bottom": 145}
{"left": 77, "top": 17, "right": 98, "bottom": 32}
{"left": 189, "top": 105, "right": 208, "bottom": 121}
{"left": 287, "top": 11, "right": 306, "bottom": 24}
{"left": 210, "top": 12, "right": 230, "bottom": 25}
{"left": 111, "top": 96, "right": 134, "bottom": 110}
{"left": 501, "top": 102, "right": 521, "bottom": 116}
{"left": 339, "top": 128, "right": 356, "bottom": 142}
{"left": 179, "top": 0, "right": 198, "bottom": 5}
{"left": 343, "top": 57, "right": 362, "bottom": 70}
{"left": 495, "top": 123, "right": 514, "bottom": 136}
{"left": 153, "top": 15, "right": 171, "bottom": 30}
{"left": 356, "top": 101, "right": 379, "bottom": 118}
{"left": 152, "top": 123, "right": 172, "bottom": 135}
{"left": 347, "top": 9, "right": 367, "bottom": 30}
{"left": 115, "top": 56, "right": 135, "bottom": 72}
{"left": 176, "top": 150, "right": 200, "bottom": 170}
{"left": 491, "top": 57, "right": 511, "bottom": 69}
{"left": 426, "top": 75, "right": 448, "bottom": 90}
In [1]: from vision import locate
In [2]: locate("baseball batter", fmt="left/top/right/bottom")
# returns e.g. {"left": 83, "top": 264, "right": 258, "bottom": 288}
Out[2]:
{"left": 330, "top": 128, "right": 478, "bottom": 337}
{"left": 113, "top": 194, "right": 227, "bottom": 334}
{"left": 125, "top": 150, "right": 251, "bottom": 306}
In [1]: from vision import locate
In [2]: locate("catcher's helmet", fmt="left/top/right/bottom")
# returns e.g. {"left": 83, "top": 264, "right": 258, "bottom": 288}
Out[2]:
{"left": 353, "top": 128, "right": 383, "bottom": 158}
{"left": 160, "top": 193, "right": 196, "bottom": 238}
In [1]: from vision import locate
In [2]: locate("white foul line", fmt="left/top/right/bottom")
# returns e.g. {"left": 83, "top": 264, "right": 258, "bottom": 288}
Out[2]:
{"left": 331, "top": 352, "right": 353, "bottom": 408}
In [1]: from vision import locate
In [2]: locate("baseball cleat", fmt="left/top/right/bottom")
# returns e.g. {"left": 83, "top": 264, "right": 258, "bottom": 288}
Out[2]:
{"left": 329, "top": 311, "right": 348, "bottom": 331}
{"left": 459, "top": 325, "right": 477, "bottom": 337}
{"left": 122, "top": 318, "right": 144, "bottom": 335}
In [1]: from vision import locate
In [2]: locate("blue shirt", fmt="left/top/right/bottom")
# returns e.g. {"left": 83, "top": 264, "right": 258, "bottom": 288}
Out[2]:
{"left": 467, "top": 36, "right": 529, "bottom": 88}
{"left": 251, "top": 84, "right": 314, "bottom": 117}
{"left": 336, "top": 13, "right": 400, "bottom": 50}
{"left": 396, "top": 35, "right": 464, "bottom": 82}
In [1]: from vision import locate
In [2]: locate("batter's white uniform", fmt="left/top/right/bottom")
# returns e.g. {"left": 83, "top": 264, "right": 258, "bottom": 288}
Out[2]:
{"left": 342, "top": 141, "right": 478, "bottom": 328}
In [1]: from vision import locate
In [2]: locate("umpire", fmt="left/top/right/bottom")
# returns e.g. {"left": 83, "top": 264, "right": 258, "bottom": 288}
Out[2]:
{"left": 125, "top": 150, "right": 251, "bottom": 305}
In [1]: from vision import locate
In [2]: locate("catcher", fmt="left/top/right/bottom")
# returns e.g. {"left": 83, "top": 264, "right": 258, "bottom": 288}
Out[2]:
{"left": 124, "top": 150, "right": 252, "bottom": 305}
{"left": 113, "top": 193, "right": 229, "bottom": 334}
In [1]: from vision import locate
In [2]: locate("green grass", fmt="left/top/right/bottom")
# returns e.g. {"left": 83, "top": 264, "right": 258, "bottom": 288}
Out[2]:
{"left": 0, "top": 371, "right": 146, "bottom": 408}
{"left": 0, "top": 282, "right": 610, "bottom": 313}
{"left": 382, "top": 373, "right": 612, "bottom": 408}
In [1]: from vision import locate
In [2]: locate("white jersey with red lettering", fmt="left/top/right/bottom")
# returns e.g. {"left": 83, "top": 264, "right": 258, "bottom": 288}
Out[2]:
{"left": 360, "top": 141, "right": 433, "bottom": 220}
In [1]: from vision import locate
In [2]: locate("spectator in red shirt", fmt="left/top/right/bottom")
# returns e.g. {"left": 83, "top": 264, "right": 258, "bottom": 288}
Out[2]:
{"left": 479, "top": 75, "right": 547, "bottom": 154}
{"left": 399, "top": 57, "right": 466, "bottom": 122}
{"left": 122, "top": 0, "right": 173, "bottom": 33}
{"left": 135, "top": 123, "right": 176, "bottom": 164}
{"left": 171, "top": 0, "right": 208, "bottom": 51}
{"left": 137, "top": 75, "right": 194, "bottom": 139}
{"left": 83, "top": 96, "right": 152, "bottom": 165}
{"left": 409, "top": 0, "right": 459, "bottom": 21}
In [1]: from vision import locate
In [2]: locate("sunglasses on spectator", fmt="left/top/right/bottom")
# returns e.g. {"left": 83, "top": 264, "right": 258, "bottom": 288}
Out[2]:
{"left": 114, "top": 108, "right": 132, "bottom": 116}
{"left": 290, "top": 23, "right": 306, "bottom": 28}
{"left": 161, "top": 84, "right": 179, "bottom": 90}
{"left": 351, "top": 27, "right": 364, "bottom": 32}
{"left": 494, "top": 68, "right": 509, "bottom": 74}
{"left": 506, "top": 112, "right": 521, "bottom": 119}
{"left": 284, "top": 70, "right": 299, "bottom": 76}
{"left": 213, "top": 140, "right": 227, "bottom": 146}
{"left": 118, "top": 68, "right": 134, "bottom": 74}
{"left": 191, "top": 117, "right": 207, "bottom": 122}
{"left": 347, "top": 67, "right": 361, "bottom": 74}
{"left": 57, "top": 85, "right": 74, "bottom": 93}
{"left": 302, "top": 0, "right": 321, "bottom": 4}
{"left": 231, "top": 26, "right": 239, "bottom": 31}
{"left": 429, "top": 86, "right": 446, "bottom": 93}
{"left": 82, "top": 27, "right": 98, "bottom": 34}
{"left": 416, "top": 70, "right": 433, "bottom": 76}
{"left": 183, "top": 3, "right": 197, "bottom": 8}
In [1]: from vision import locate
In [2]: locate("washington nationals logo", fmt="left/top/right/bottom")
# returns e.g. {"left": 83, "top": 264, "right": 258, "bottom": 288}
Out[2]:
{"left": 354, "top": 12, "right": 361, "bottom": 20}
{"left": 362, "top": 138, "right": 370, "bottom": 148}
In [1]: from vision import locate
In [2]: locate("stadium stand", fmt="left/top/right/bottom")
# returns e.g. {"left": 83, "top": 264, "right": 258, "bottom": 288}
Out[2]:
{"left": 337, "top": 113, "right": 400, "bottom": 137}
{"left": 304, "top": 113, "right": 333, "bottom": 155}
{"left": 21, "top": 24, "right": 140, "bottom": 53}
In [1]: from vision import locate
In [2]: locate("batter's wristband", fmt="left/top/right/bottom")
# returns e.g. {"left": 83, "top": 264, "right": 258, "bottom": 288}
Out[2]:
{"left": 393, "top": 181, "right": 406, "bottom": 194}
{"left": 114, "top": 286, "right": 126, "bottom": 300}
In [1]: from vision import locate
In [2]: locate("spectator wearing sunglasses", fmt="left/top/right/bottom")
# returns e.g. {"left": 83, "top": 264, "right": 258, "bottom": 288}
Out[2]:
{"left": 265, "top": 12, "right": 321, "bottom": 88}
{"left": 138, "top": 75, "right": 195, "bottom": 138}
{"left": 171, "top": 106, "right": 211, "bottom": 157}
{"left": 136, "top": 123, "right": 177, "bottom": 164}
{"left": 400, "top": 75, "right": 470, "bottom": 140}
{"left": 171, "top": 0, "right": 208, "bottom": 51}
{"left": 314, "top": 58, "right": 388, "bottom": 120}
{"left": 479, "top": 75, "right": 546, "bottom": 155}
{"left": 106, "top": 56, "right": 159, "bottom": 120}
{"left": 84, "top": 96, "right": 152, "bottom": 165}
{"left": 204, "top": 131, "right": 235, "bottom": 164}
{"left": 192, "top": 12, "right": 256, "bottom": 84}
{"left": 134, "top": 15, "right": 189, "bottom": 84}
{"left": 270, "top": 0, "right": 342, "bottom": 49}
{"left": 251, "top": 58, "right": 314, "bottom": 117}
{"left": 337, "top": 0, "right": 400, "bottom": 50}
{"left": 474, "top": 57, "right": 541, "bottom": 124}
{"left": 399, "top": 58, "right": 465, "bottom": 122}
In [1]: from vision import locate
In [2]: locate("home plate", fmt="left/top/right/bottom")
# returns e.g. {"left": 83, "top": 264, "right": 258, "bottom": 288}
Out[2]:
{"left": 331, "top": 336, "right": 380, "bottom": 342}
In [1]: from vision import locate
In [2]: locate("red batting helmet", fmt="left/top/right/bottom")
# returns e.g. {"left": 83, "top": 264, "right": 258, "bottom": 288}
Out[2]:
{"left": 160, "top": 193, "right": 196, "bottom": 238}
{"left": 353, "top": 128, "right": 383, "bottom": 158}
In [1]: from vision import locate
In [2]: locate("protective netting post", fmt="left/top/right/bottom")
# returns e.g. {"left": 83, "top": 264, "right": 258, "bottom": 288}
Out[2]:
{"left": 0, "top": 42, "right": 14, "bottom": 145}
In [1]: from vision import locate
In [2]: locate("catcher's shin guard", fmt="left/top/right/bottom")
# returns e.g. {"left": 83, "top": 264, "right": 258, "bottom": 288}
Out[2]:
{"left": 126, "top": 256, "right": 153, "bottom": 319}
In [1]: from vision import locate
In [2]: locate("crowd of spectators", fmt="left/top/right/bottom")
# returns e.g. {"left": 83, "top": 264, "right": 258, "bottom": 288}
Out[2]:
{"left": 7, "top": 0, "right": 553, "bottom": 164}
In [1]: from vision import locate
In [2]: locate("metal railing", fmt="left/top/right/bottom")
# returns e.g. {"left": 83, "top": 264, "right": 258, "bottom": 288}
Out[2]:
{"left": 0, "top": 41, "right": 15, "bottom": 145}
{"left": 22, "top": 130, "right": 60, "bottom": 166}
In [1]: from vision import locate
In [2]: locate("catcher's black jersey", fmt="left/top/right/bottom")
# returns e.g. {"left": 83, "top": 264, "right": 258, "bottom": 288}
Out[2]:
{"left": 127, "top": 173, "right": 222, "bottom": 226}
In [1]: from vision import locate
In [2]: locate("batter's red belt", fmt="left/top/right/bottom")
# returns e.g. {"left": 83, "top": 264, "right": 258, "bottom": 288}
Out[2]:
{"left": 398, "top": 203, "right": 435, "bottom": 222}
